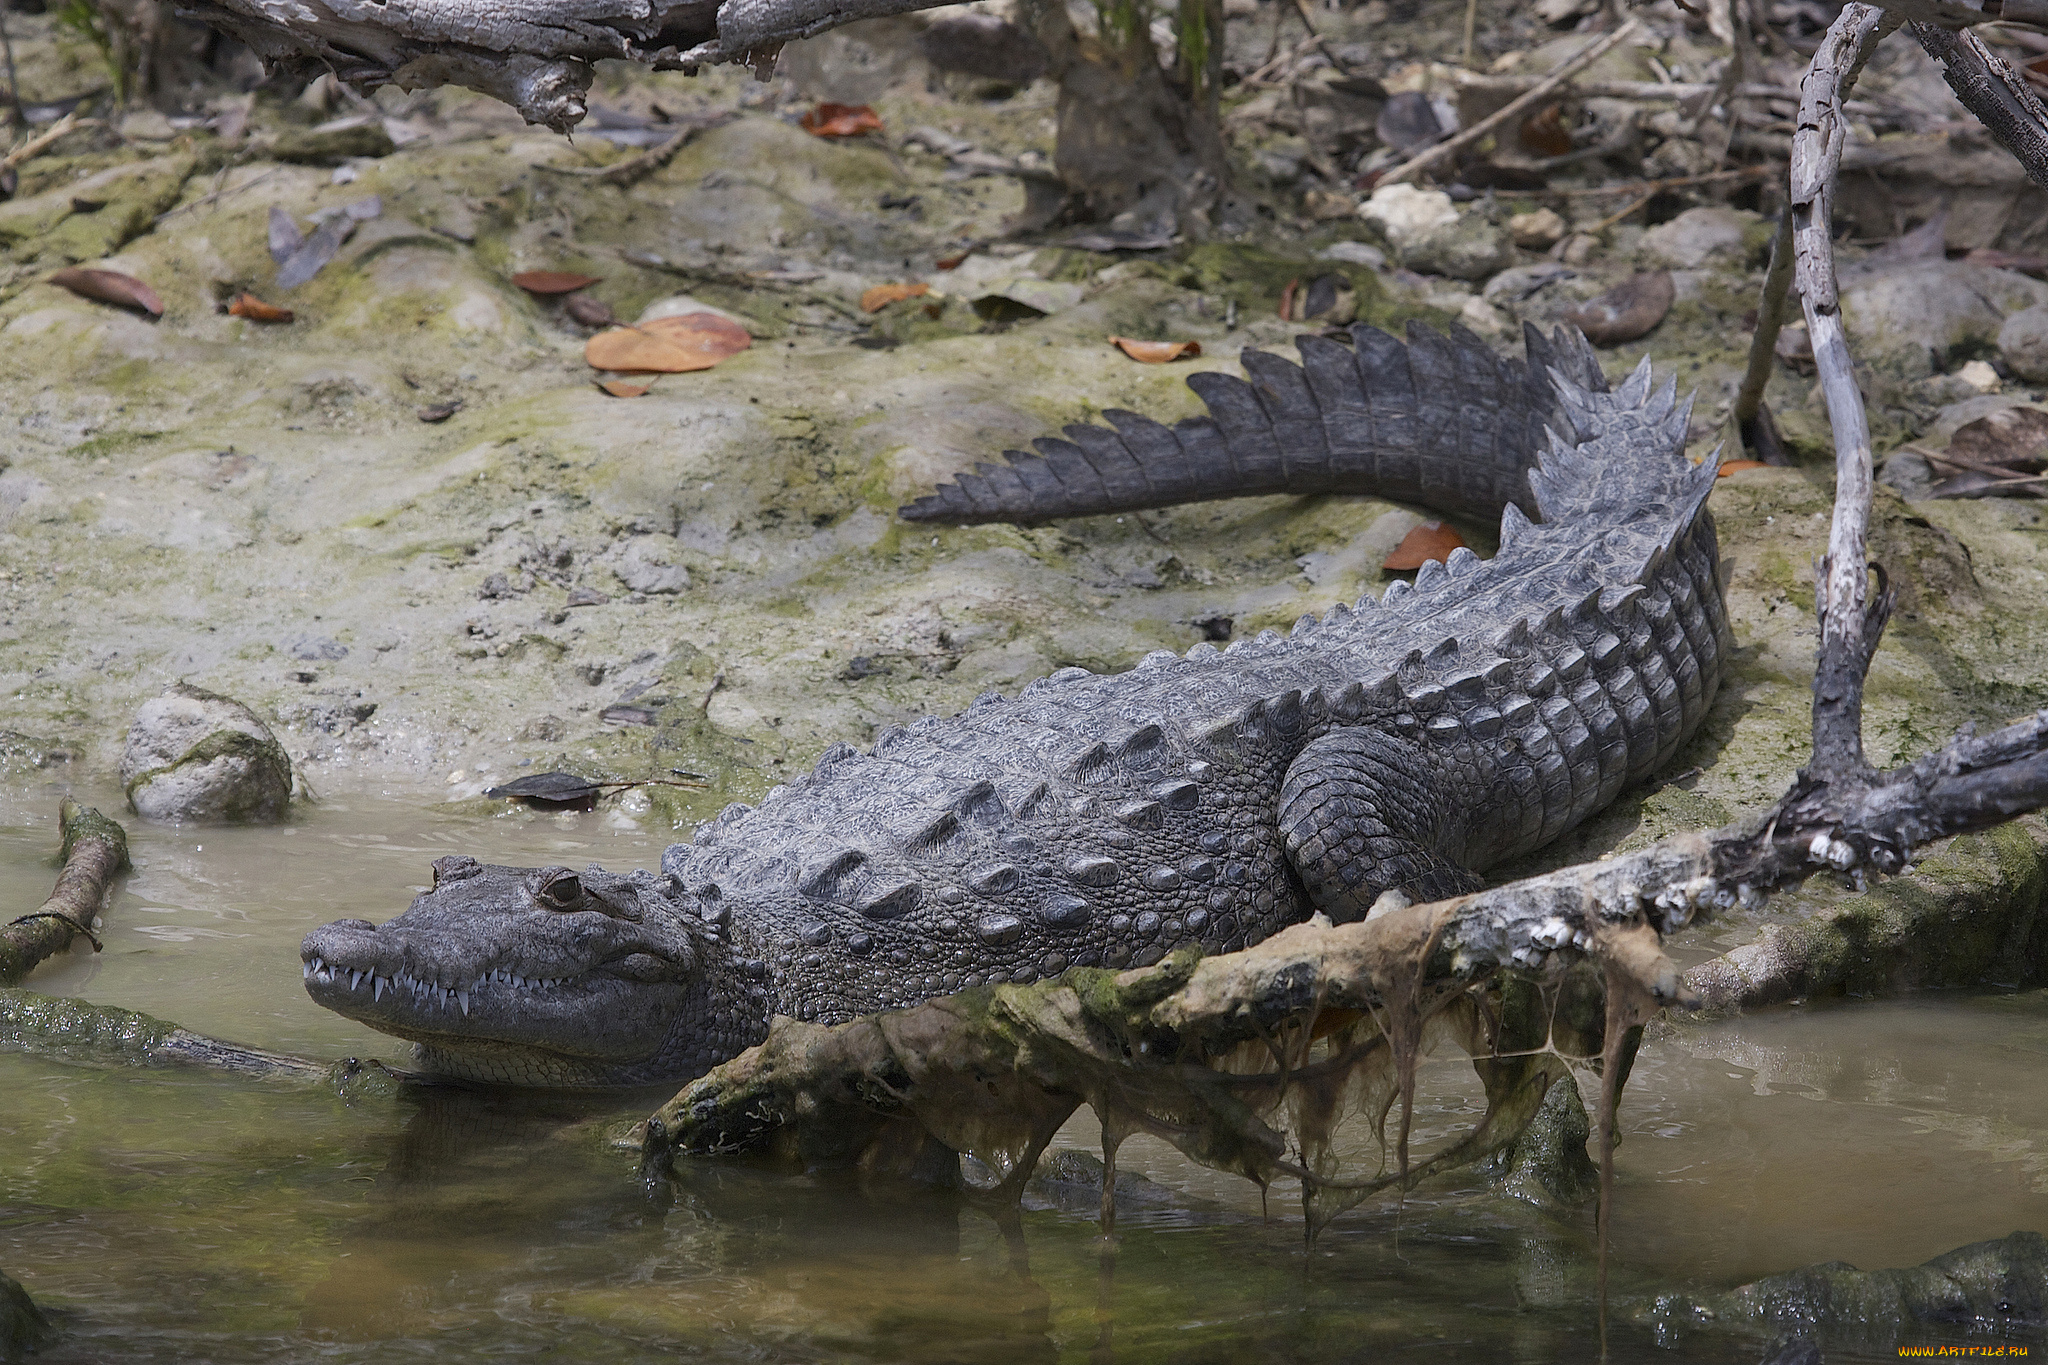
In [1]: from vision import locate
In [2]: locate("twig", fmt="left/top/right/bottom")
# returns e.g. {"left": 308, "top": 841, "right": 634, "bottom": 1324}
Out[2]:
{"left": 1911, "top": 22, "right": 2048, "bottom": 191}
{"left": 155, "top": 164, "right": 280, "bottom": 224}
{"left": 1791, "top": 2, "right": 1901, "bottom": 779}
{"left": 0, "top": 3, "right": 23, "bottom": 131}
{"left": 1557, "top": 166, "right": 1773, "bottom": 195}
{"left": 1379, "top": 20, "right": 1642, "bottom": 187}
{"left": 1588, "top": 189, "right": 1658, "bottom": 232}
{"left": 538, "top": 110, "right": 734, "bottom": 186}
{"left": 0, "top": 110, "right": 98, "bottom": 174}
{"left": 1734, "top": 213, "right": 1794, "bottom": 461}
{"left": 0, "top": 800, "right": 129, "bottom": 987}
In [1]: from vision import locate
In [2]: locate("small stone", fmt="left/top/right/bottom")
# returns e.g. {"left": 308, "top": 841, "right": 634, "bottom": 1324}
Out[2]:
{"left": 1508, "top": 208, "right": 1566, "bottom": 251}
{"left": 612, "top": 535, "right": 691, "bottom": 595}
{"left": 1638, "top": 206, "right": 1761, "bottom": 270}
{"left": 269, "top": 117, "right": 397, "bottom": 165}
{"left": 1999, "top": 303, "right": 2048, "bottom": 383}
{"left": 121, "top": 683, "right": 293, "bottom": 824}
{"left": 1558, "top": 233, "right": 1600, "bottom": 266}
{"left": 1358, "top": 183, "right": 1459, "bottom": 251}
{"left": 1402, "top": 214, "right": 1516, "bottom": 282}
{"left": 1315, "top": 240, "right": 1386, "bottom": 270}
{"left": 1956, "top": 359, "right": 2002, "bottom": 394}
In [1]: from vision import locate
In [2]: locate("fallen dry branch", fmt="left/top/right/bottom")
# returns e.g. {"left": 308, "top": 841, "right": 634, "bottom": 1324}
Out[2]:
{"left": 536, "top": 109, "right": 734, "bottom": 185}
{"left": 1379, "top": 20, "right": 1642, "bottom": 187}
{"left": 0, "top": 799, "right": 129, "bottom": 987}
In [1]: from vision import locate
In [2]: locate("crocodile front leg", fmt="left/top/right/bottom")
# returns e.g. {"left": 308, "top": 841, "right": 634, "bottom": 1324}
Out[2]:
{"left": 1276, "top": 728, "right": 1490, "bottom": 922}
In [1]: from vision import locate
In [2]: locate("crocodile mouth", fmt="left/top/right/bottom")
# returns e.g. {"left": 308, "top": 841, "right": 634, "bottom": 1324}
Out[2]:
{"left": 302, "top": 950, "right": 680, "bottom": 1021}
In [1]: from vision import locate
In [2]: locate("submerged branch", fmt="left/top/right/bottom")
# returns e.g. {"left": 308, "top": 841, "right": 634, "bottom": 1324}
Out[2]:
{"left": 0, "top": 800, "right": 129, "bottom": 987}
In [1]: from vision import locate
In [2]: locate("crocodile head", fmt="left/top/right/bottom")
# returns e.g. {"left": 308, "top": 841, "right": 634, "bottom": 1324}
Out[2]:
{"left": 301, "top": 855, "right": 767, "bottom": 1087}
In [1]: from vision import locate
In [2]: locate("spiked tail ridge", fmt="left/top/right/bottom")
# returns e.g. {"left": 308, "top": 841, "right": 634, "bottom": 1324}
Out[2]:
{"left": 900, "top": 321, "right": 1609, "bottom": 526}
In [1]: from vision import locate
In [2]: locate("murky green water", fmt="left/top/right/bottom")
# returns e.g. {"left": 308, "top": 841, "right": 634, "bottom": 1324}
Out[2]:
{"left": 4, "top": 777, "right": 2046, "bottom": 1362}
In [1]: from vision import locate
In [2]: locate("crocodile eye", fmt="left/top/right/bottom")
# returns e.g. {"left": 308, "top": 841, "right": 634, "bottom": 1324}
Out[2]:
{"left": 535, "top": 868, "right": 584, "bottom": 911}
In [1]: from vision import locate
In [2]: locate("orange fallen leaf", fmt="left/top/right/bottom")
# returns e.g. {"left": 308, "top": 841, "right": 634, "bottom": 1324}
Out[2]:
{"left": 598, "top": 380, "right": 651, "bottom": 398}
{"left": 861, "top": 281, "right": 931, "bottom": 312}
{"left": 1382, "top": 520, "right": 1467, "bottom": 571}
{"left": 1717, "top": 460, "right": 1768, "bottom": 477}
{"left": 1108, "top": 335, "right": 1202, "bottom": 363}
{"left": 585, "top": 312, "right": 752, "bottom": 373}
{"left": 1278, "top": 277, "right": 1299, "bottom": 321}
{"left": 49, "top": 266, "right": 163, "bottom": 317}
{"left": 228, "top": 292, "right": 294, "bottom": 323}
{"left": 512, "top": 270, "right": 602, "bottom": 295}
{"left": 936, "top": 250, "right": 972, "bottom": 270}
{"left": 800, "top": 103, "right": 884, "bottom": 137}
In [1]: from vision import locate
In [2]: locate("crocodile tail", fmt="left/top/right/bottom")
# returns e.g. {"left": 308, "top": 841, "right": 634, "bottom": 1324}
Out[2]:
{"left": 898, "top": 320, "right": 1608, "bottom": 525}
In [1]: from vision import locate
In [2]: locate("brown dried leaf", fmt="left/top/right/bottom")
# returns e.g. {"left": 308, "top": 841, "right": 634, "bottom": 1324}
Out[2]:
{"left": 1108, "top": 335, "right": 1202, "bottom": 363}
{"left": 585, "top": 312, "right": 751, "bottom": 373}
{"left": 227, "top": 292, "right": 293, "bottom": 323}
{"left": 1382, "top": 520, "right": 1466, "bottom": 571}
{"left": 1946, "top": 406, "right": 2048, "bottom": 472}
{"left": 598, "top": 380, "right": 651, "bottom": 398}
{"left": 512, "top": 270, "right": 603, "bottom": 295}
{"left": 1519, "top": 102, "right": 1573, "bottom": 157}
{"left": 1564, "top": 271, "right": 1673, "bottom": 347}
{"left": 860, "top": 281, "right": 931, "bottom": 312}
{"left": 1717, "top": 460, "right": 1768, "bottom": 478}
{"left": 48, "top": 266, "right": 163, "bottom": 317}
{"left": 800, "top": 103, "right": 884, "bottom": 138}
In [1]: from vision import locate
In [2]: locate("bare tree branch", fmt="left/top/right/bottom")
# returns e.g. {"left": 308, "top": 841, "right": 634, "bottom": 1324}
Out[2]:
{"left": 0, "top": 800, "right": 128, "bottom": 987}
{"left": 1790, "top": 2, "right": 1901, "bottom": 780}
{"left": 1911, "top": 21, "right": 2048, "bottom": 190}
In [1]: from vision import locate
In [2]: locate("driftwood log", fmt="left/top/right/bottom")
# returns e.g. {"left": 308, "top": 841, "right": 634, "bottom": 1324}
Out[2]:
{"left": 0, "top": 800, "right": 129, "bottom": 988}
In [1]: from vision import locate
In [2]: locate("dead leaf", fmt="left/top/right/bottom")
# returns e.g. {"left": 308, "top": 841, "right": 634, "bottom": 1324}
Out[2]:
{"left": 1382, "top": 520, "right": 1467, "bottom": 571}
{"left": 585, "top": 312, "right": 751, "bottom": 373}
{"left": 564, "top": 293, "right": 618, "bottom": 328}
{"left": 276, "top": 219, "right": 348, "bottom": 290}
{"left": 48, "top": 266, "right": 163, "bottom": 317}
{"left": 1564, "top": 271, "right": 1674, "bottom": 347}
{"left": 861, "top": 281, "right": 931, "bottom": 312}
{"left": 1278, "top": 277, "right": 1299, "bottom": 321}
{"left": 598, "top": 380, "right": 651, "bottom": 397}
{"left": 417, "top": 401, "right": 463, "bottom": 423}
{"left": 1108, "top": 335, "right": 1202, "bottom": 363}
{"left": 512, "top": 270, "right": 603, "bottom": 295}
{"left": 227, "top": 292, "right": 294, "bottom": 323}
{"left": 1945, "top": 406, "right": 2048, "bottom": 471}
{"left": 800, "top": 103, "right": 884, "bottom": 138}
{"left": 1717, "top": 460, "right": 1768, "bottom": 477}
{"left": 936, "top": 250, "right": 973, "bottom": 270}
{"left": 1519, "top": 103, "right": 1573, "bottom": 157}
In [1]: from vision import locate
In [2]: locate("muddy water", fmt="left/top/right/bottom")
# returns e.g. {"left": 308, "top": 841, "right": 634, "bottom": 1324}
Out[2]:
{"left": 3, "top": 780, "right": 2046, "bottom": 1363}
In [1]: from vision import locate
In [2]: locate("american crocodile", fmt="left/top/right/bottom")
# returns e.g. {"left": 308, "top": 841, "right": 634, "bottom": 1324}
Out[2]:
{"left": 301, "top": 321, "right": 1729, "bottom": 1086}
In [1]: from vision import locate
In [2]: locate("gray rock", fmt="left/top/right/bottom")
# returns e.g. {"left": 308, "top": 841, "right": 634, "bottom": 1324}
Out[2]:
{"left": 287, "top": 635, "right": 348, "bottom": 661}
{"left": 613, "top": 535, "right": 691, "bottom": 596}
{"left": 120, "top": 683, "right": 293, "bottom": 824}
{"left": 1842, "top": 262, "right": 2048, "bottom": 378}
{"left": 1, "top": 1267, "right": 54, "bottom": 1357}
{"left": 1638, "top": 205, "right": 1761, "bottom": 270}
{"left": 1999, "top": 303, "right": 2048, "bottom": 383}
{"left": 1402, "top": 214, "right": 1516, "bottom": 282}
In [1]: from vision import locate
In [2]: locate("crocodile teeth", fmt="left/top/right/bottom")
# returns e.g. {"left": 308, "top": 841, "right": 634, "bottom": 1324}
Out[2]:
{"left": 457, "top": 990, "right": 470, "bottom": 1016}
{"left": 349, "top": 970, "right": 363, "bottom": 991}
{"left": 374, "top": 975, "right": 386, "bottom": 1002}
